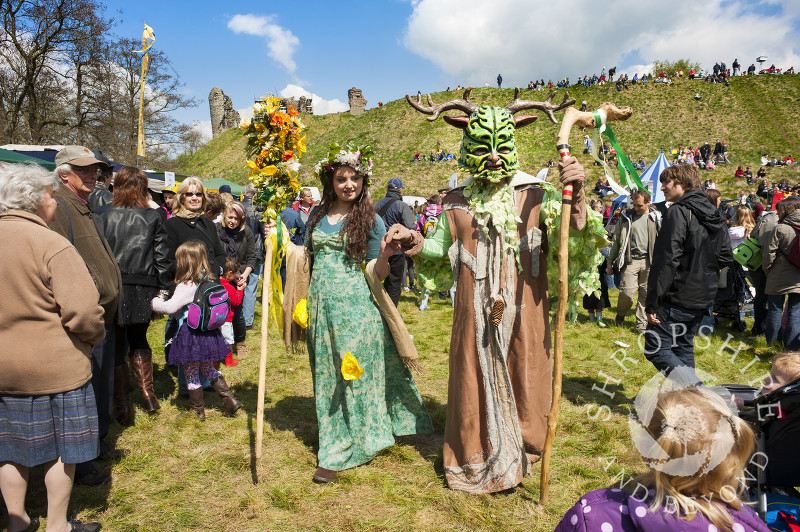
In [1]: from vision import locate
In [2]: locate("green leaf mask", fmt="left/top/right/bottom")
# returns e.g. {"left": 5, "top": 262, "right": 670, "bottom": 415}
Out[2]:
{"left": 459, "top": 106, "right": 519, "bottom": 183}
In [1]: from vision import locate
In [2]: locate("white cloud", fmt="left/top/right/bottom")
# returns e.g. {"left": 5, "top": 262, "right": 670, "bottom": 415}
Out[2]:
{"left": 278, "top": 84, "right": 348, "bottom": 115}
{"left": 240, "top": 85, "right": 348, "bottom": 118}
{"left": 403, "top": 0, "right": 800, "bottom": 87}
{"left": 228, "top": 14, "right": 300, "bottom": 73}
{"left": 191, "top": 120, "right": 212, "bottom": 142}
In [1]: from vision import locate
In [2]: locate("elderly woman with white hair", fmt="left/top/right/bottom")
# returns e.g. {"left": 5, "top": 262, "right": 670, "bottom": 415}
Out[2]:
{"left": 0, "top": 163, "right": 105, "bottom": 532}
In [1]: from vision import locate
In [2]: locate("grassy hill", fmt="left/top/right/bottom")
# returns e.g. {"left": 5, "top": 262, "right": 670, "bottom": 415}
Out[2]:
{"left": 177, "top": 75, "right": 800, "bottom": 200}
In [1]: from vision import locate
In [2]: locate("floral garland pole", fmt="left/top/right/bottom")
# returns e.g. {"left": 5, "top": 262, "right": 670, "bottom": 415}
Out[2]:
{"left": 242, "top": 95, "right": 307, "bottom": 220}
{"left": 241, "top": 95, "right": 307, "bottom": 330}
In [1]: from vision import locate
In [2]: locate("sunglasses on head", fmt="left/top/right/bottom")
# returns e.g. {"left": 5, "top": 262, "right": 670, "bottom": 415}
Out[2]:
{"left": 183, "top": 192, "right": 203, "bottom": 197}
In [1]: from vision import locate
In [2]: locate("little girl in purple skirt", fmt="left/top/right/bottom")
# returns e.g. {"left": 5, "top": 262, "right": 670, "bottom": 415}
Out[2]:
{"left": 152, "top": 241, "right": 241, "bottom": 420}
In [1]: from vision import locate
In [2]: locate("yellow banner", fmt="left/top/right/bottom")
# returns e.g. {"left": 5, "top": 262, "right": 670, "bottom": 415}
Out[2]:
{"left": 136, "top": 22, "right": 155, "bottom": 158}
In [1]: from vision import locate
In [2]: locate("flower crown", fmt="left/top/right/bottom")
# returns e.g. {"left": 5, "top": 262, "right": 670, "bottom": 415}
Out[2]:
{"left": 313, "top": 142, "right": 374, "bottom": 182}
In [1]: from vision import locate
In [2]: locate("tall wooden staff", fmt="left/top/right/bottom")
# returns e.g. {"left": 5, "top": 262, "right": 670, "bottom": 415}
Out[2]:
{"left": 255, "top": 230, "right": 275, "bottom": 459}
{"left": 539, "top": 102, "right": 632, "bottom": 505}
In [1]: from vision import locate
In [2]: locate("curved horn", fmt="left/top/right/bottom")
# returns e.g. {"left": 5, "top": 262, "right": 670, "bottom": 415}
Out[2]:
{"left": 405, "top": 88, "right": 479, "bottom": 121}
{"left": 505, "top": 88, "right": 575, "bottom": 124}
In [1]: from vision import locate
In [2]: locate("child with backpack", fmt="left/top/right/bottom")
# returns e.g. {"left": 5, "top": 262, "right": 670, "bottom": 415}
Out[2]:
{"left": 220, "top": 257, "right": 245, "bottom": 367}
{"left": 151, "top": 241, "right": 242, "bottom": 420}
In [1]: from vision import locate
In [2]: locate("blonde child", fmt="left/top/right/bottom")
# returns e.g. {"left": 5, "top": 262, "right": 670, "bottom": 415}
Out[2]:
{"left": 734, "top": 351, "right": 800, "bottom": 407}
{"left": 556, "top": 386, "right": 768, "bottom": 532}
{"left": 151, "top": 241, "right": 241, "bottom": 420}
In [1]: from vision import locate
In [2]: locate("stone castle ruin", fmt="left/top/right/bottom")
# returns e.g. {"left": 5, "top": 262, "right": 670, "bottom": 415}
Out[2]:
{"left": 348, "top": 87, "right": 367, "bottom": 116}
{"left": 279, "top": 96, "right": 313, "bottom": 114}
{"left": 209, "top": 87, "right": 241, "bottom": 138}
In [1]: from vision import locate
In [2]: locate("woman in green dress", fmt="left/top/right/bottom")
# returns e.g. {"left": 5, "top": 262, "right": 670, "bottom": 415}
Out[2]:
{"left": 306, "top": 146, "right": 432, "bottom": 483}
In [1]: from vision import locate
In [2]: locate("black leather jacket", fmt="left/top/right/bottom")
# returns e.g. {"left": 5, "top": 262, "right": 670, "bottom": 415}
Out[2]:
{"left": 93, "top": 205, "right": 171, "bottom": 289}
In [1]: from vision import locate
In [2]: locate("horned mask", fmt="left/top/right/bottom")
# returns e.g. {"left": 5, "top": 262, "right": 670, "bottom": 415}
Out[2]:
{"left": 407, "top": 88, "right": 573, "bottom": 183}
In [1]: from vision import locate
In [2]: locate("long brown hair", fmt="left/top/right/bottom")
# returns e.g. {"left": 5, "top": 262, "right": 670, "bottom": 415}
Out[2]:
{"left": 306, "top": 165, "right": 376, "bottom": 262}
{"left": 111, "top": 166, "right": 150, "bottom": 208}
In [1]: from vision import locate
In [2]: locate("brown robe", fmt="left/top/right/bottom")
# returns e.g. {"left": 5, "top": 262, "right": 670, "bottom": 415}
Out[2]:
{"left": 440, "top": 182, "right": 585, "bottom": 492}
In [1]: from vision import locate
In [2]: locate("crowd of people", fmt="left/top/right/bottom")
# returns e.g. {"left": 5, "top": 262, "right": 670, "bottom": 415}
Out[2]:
{"left": 409, "top": 148, "right": 455, "bottom": 163}
{"left": 0, "top": 147, "right": 266, "bottom": 530}
{"left": 2, "top": 134, "right": 799, "bottom": 530}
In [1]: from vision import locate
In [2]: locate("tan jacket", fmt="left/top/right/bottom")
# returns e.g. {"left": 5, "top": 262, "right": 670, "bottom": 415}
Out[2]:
{"left": 0, "top": 210, "right": 105, "bottom": 394}
{"left": 49, "top": 186, "right": 122, "bottom": 322}
{"left": 764, "top": 210, "right": 800, "bottom": 295}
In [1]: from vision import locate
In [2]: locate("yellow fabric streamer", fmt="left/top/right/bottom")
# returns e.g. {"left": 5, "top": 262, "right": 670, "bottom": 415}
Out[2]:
{"left": 341, "top": 352, "right": 364, "bottom": 380}
{"left": 266, "top": 220, "right": 290, "bottom": 333}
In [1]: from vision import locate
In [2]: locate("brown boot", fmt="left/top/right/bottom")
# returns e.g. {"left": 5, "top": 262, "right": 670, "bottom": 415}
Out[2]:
{"left": 113, "top": 362, "right": 132, "bottom": 425}
{"left": 236, "top": 343, "right": 248, "bottom": 359}
{"left": 129, "top": 349, "right": 160, "bottom": 413}
{"left": 187, "top": 388, "right": 205, "bottom": 421}
{"left": 210, "top": 376, "right": 242, "bottom": 416}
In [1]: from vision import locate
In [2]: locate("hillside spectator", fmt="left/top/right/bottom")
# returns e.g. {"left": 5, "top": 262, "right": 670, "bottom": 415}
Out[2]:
{"left": 735, "top": 165, "right": 744, "bottom": 178}
{"left": 721, "top": 141, "right": 730, "bottom": 163}
{"left": 497, "top": 73, "right": 502, "bottom": 88}
{"left": 582, "top": 135, "right": 592, "bottom": 154}
{"left": 700, "top": 142, "right": 711, "bottom": 165}
{"left": 748, "top": 63, "right": 756, "bottom": 75}
{"left": 757, "top": 166, "right": 767, "bottom": 180}
{"left": 744, "top": 166, "right": 754, "bottom": 184}
{"left": 732, "top": 58, "right": 740, "bottom": 75}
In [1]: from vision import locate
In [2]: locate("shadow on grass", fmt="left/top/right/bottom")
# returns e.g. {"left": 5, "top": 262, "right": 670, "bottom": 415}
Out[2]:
{"left": 562, "top": 375, "right": 634, "bottom": 418}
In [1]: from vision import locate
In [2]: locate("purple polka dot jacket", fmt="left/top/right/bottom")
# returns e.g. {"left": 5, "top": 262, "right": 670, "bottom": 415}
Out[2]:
{"left": 554, "top": 488, "right": 770, "bottom": 532}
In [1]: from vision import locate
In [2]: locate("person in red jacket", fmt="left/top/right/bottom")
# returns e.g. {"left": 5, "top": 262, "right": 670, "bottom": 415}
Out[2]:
{"left": 220, "top": 257, "right": 245, "bottom": 367}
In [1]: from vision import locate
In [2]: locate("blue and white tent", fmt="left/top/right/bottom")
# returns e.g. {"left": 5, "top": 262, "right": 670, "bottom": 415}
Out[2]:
{"left": 639, "top": 149, "right": 672, "bottom": 203}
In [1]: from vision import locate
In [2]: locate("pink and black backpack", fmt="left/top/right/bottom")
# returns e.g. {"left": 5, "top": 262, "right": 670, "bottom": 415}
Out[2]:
{"left": 186, "top": 280, "right": 230, "bottom": 331}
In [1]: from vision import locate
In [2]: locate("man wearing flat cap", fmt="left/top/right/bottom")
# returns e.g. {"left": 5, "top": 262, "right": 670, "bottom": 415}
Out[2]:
{"left": 50, "top": 145, "right": 123, "bottom": 485}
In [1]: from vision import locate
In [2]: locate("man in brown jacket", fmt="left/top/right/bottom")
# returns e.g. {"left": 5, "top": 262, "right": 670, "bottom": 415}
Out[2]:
{"left": 50, "top": 145, "right": 123, "bottom": 486}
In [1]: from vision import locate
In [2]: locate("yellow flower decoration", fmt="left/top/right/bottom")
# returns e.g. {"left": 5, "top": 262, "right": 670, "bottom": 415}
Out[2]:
{"left": 341, "top": 352, "right": 364, "bottom": 380}
{"left": 292, "top": 299, "right": 308, "bottom": 329}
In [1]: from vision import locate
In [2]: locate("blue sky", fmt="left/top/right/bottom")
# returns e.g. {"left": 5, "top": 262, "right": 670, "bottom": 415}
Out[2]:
{"left": 103, "top": 0, "right": 800, "bottom": 141}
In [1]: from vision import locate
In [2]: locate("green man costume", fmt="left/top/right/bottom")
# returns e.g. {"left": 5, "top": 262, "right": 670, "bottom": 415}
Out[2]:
{"left": 405, "top": 89, "right": 606, "bottom": 492}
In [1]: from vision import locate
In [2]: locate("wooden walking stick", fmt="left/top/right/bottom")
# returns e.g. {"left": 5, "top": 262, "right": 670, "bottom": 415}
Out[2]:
{"left": 255, "top": 228, "right": 275, "bottom": 459}
{"left": 539, "top": 102, "right": 632, "bottom": 505}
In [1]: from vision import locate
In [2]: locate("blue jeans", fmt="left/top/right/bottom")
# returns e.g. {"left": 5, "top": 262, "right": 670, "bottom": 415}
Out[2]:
{"left": 643, "top": 303, "right": 706, "bottom": 375}
{"left": 242, "top": 262, "right": 263, "bottom": 327}
{"left": 765, "top": 293, "right": 800, "bottom": 350}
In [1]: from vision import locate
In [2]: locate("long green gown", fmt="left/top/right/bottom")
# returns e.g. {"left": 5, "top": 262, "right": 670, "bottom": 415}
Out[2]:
{"left": 306, "top": 214, "right": 432, "bottom": 471}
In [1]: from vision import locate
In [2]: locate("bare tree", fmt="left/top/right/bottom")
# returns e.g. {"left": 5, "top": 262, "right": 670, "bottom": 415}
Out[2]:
{"left": 0, "top": 0, "right": 111, "bottom": 143}
{"left": 80, "top": 37, "right": 198, "bottom": 165}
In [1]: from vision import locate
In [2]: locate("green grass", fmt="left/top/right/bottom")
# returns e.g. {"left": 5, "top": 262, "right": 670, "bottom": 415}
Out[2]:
{"left": 2, "top": 285, "right": 777, "bottom": 531}
{"left": 176, "top": 75, "right": 800, "bottom": 201}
